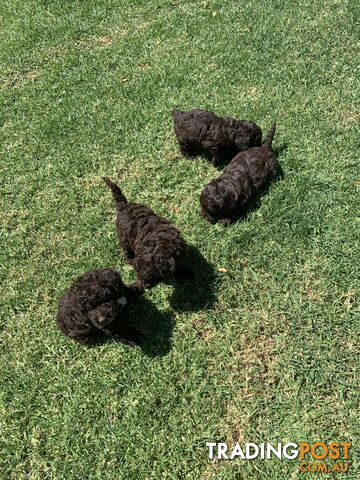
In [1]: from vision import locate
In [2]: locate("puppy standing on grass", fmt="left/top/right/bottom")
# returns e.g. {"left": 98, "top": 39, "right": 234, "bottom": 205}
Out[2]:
{"left": 103, "top": 177, "right": 186, "bottom": 289}
{"left": 200, "top": 123, "right": 279, "bottom": 225}
{"left": 57, "top": 268, "right": 144, "bottom": 345}
{"left": 172, "top": 109, "right": 262, "bottom": 166}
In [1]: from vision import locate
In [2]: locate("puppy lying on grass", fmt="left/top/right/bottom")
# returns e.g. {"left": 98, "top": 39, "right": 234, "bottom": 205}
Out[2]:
{"left": 200, "top": 123, "right": 279, "bottom": 225}
{"left": 57, "top": 268, "right": 143, "bottom": 345}
{"left": 172, "top": 109, "right": 262, "bottom": 166}
{"left": 103, "top": 177, "right": 186, "bottom": 289}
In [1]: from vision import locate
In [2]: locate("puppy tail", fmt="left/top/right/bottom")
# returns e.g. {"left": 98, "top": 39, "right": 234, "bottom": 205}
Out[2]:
{"left": 102, "top": 177, "right": 128, "bottom": 207}
{"left": 261, "top": 122, "right": 276, "bottom": 148}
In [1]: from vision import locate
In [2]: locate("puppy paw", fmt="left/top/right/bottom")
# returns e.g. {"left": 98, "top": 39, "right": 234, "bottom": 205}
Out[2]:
{"left": 128, "top": 282, "right": 145, "bottom": 296}
{"left": 200, "top": 209, "right": 216, "bottom": 224}
{"left": 218, "top": 218, "right": 232, "bottom": 226}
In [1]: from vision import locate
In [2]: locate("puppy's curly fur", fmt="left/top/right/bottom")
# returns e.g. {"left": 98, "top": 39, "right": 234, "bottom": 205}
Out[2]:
{"left": 200, "top": 123, "right": 278, "bottom": 224}
{"left": 172, "top": 109, "right": 262, "bottom": 166}
{"left": 57, "top": 268, "right": 143, "bottom": 345}
{"left": 103, "top": 178, "right": 186, "bottom": 289}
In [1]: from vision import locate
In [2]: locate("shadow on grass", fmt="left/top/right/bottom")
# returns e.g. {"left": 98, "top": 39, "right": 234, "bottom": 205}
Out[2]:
{"left": 273, "top": 142, "right": 288, "bottom": 158}
{"left": 169, "top": 244, "right": 218, "bottom": 313}
{"left": 127, "top": 297, "right": 175, "bottom": 358}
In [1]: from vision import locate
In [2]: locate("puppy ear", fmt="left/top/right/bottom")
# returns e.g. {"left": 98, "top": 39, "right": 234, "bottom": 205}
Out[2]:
{"left": 77, "top": 284, "right": 102, "bottom": 310}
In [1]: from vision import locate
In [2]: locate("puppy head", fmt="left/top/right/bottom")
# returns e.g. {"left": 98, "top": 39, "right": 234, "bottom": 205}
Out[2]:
{"left": 87, "top": 292, "right": 130, "bottom": 329}
{"left": 200, "top": 180, "right": 236, "bottom": 223}
{"left": 88, "top": 301, "right": 117, "bottom": 329}
{"left": 233, "top": 122, "right": 262, "bottom": 150}
{"left": 200, "top": 183, "right": 224, "bottom": 221}
{"left": 234, "top": 134, "right": 249, "bottom": 151}
{"left": 74, "top": 269, "right": 131, "bottom": 317}
{"left": 87, "top": 294, "right": 131, "bottom": 330}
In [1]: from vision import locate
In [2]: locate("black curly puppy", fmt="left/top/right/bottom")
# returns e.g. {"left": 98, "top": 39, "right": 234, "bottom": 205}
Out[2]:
{"left": 103, "top": 178, "right": 186, "bottom": 289}
{"left": 200, "top": 123, "right": 278, "bottom": 225}
{"left": 57, "top": 268, "right": 143, "bottom": 345}
{"left": 172, "top": 109, "right": 262, "bottom": 166}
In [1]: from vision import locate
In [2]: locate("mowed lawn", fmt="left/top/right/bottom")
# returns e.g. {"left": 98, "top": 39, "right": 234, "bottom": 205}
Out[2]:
{"left": 1, "top": 0, "right": 359, "bottom": 478}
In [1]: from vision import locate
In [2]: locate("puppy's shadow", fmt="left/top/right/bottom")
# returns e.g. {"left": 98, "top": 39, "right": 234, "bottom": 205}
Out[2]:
{"left": 127, "top": 297, "right": 175, "bottom": 357}
{"left": 169, "top": 245, "right": 218, "bottom": 312}
{"left": 273, "top": 142, "right": 288, "bottom": 158}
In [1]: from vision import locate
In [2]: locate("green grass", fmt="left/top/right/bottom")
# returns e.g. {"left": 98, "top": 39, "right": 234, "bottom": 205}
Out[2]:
{"left": 1, "top": 0, "right": 359, "bottom": 478}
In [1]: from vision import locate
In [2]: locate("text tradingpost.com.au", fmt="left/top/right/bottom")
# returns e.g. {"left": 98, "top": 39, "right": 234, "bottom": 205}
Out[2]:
{"left": 206, "top": 442, "right": 352, "bottom": 474}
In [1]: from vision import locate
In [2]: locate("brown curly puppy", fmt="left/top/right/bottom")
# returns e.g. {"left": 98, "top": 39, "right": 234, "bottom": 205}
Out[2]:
{"left": 172, "top": 109, "right": 262, "bottom": 166}
{"left": 57, "top": 268, "right": 143, "bottom": 345}
{"left": 200, "top": 123, "right": 278, "bottom": 225}
{"left": 103, "top": 178, "right": 186, "bottom": 289}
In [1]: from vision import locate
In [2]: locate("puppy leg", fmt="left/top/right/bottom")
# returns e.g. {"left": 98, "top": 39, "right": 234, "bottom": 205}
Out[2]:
{"left": 131, "top": 276, "right": 148, "bottom": 291}
{"left": 200, "top": 208, "right": 216, "bottom": 224}
{"left": 119, "top": 237, "right": 135, "bottom": 260}
{"left": 127, "top": 282, "right": 145, "bottom": 297}
{"left": 209, "top": 146, "right": 224, "bottom": 167}
{"left": 69, "top": 330, "right": 102, "bottom": 346}
{"left": 211, "top": 153, "right": 221, "bottom": 167}
{"left": 71, "top": 333, "right": 101, "bottom": 346}
{"left": 180, "top": 142, "right": 197, "bottom": 158}
{"left": 218, "top": 218, "right": 232, "bottom": 226}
